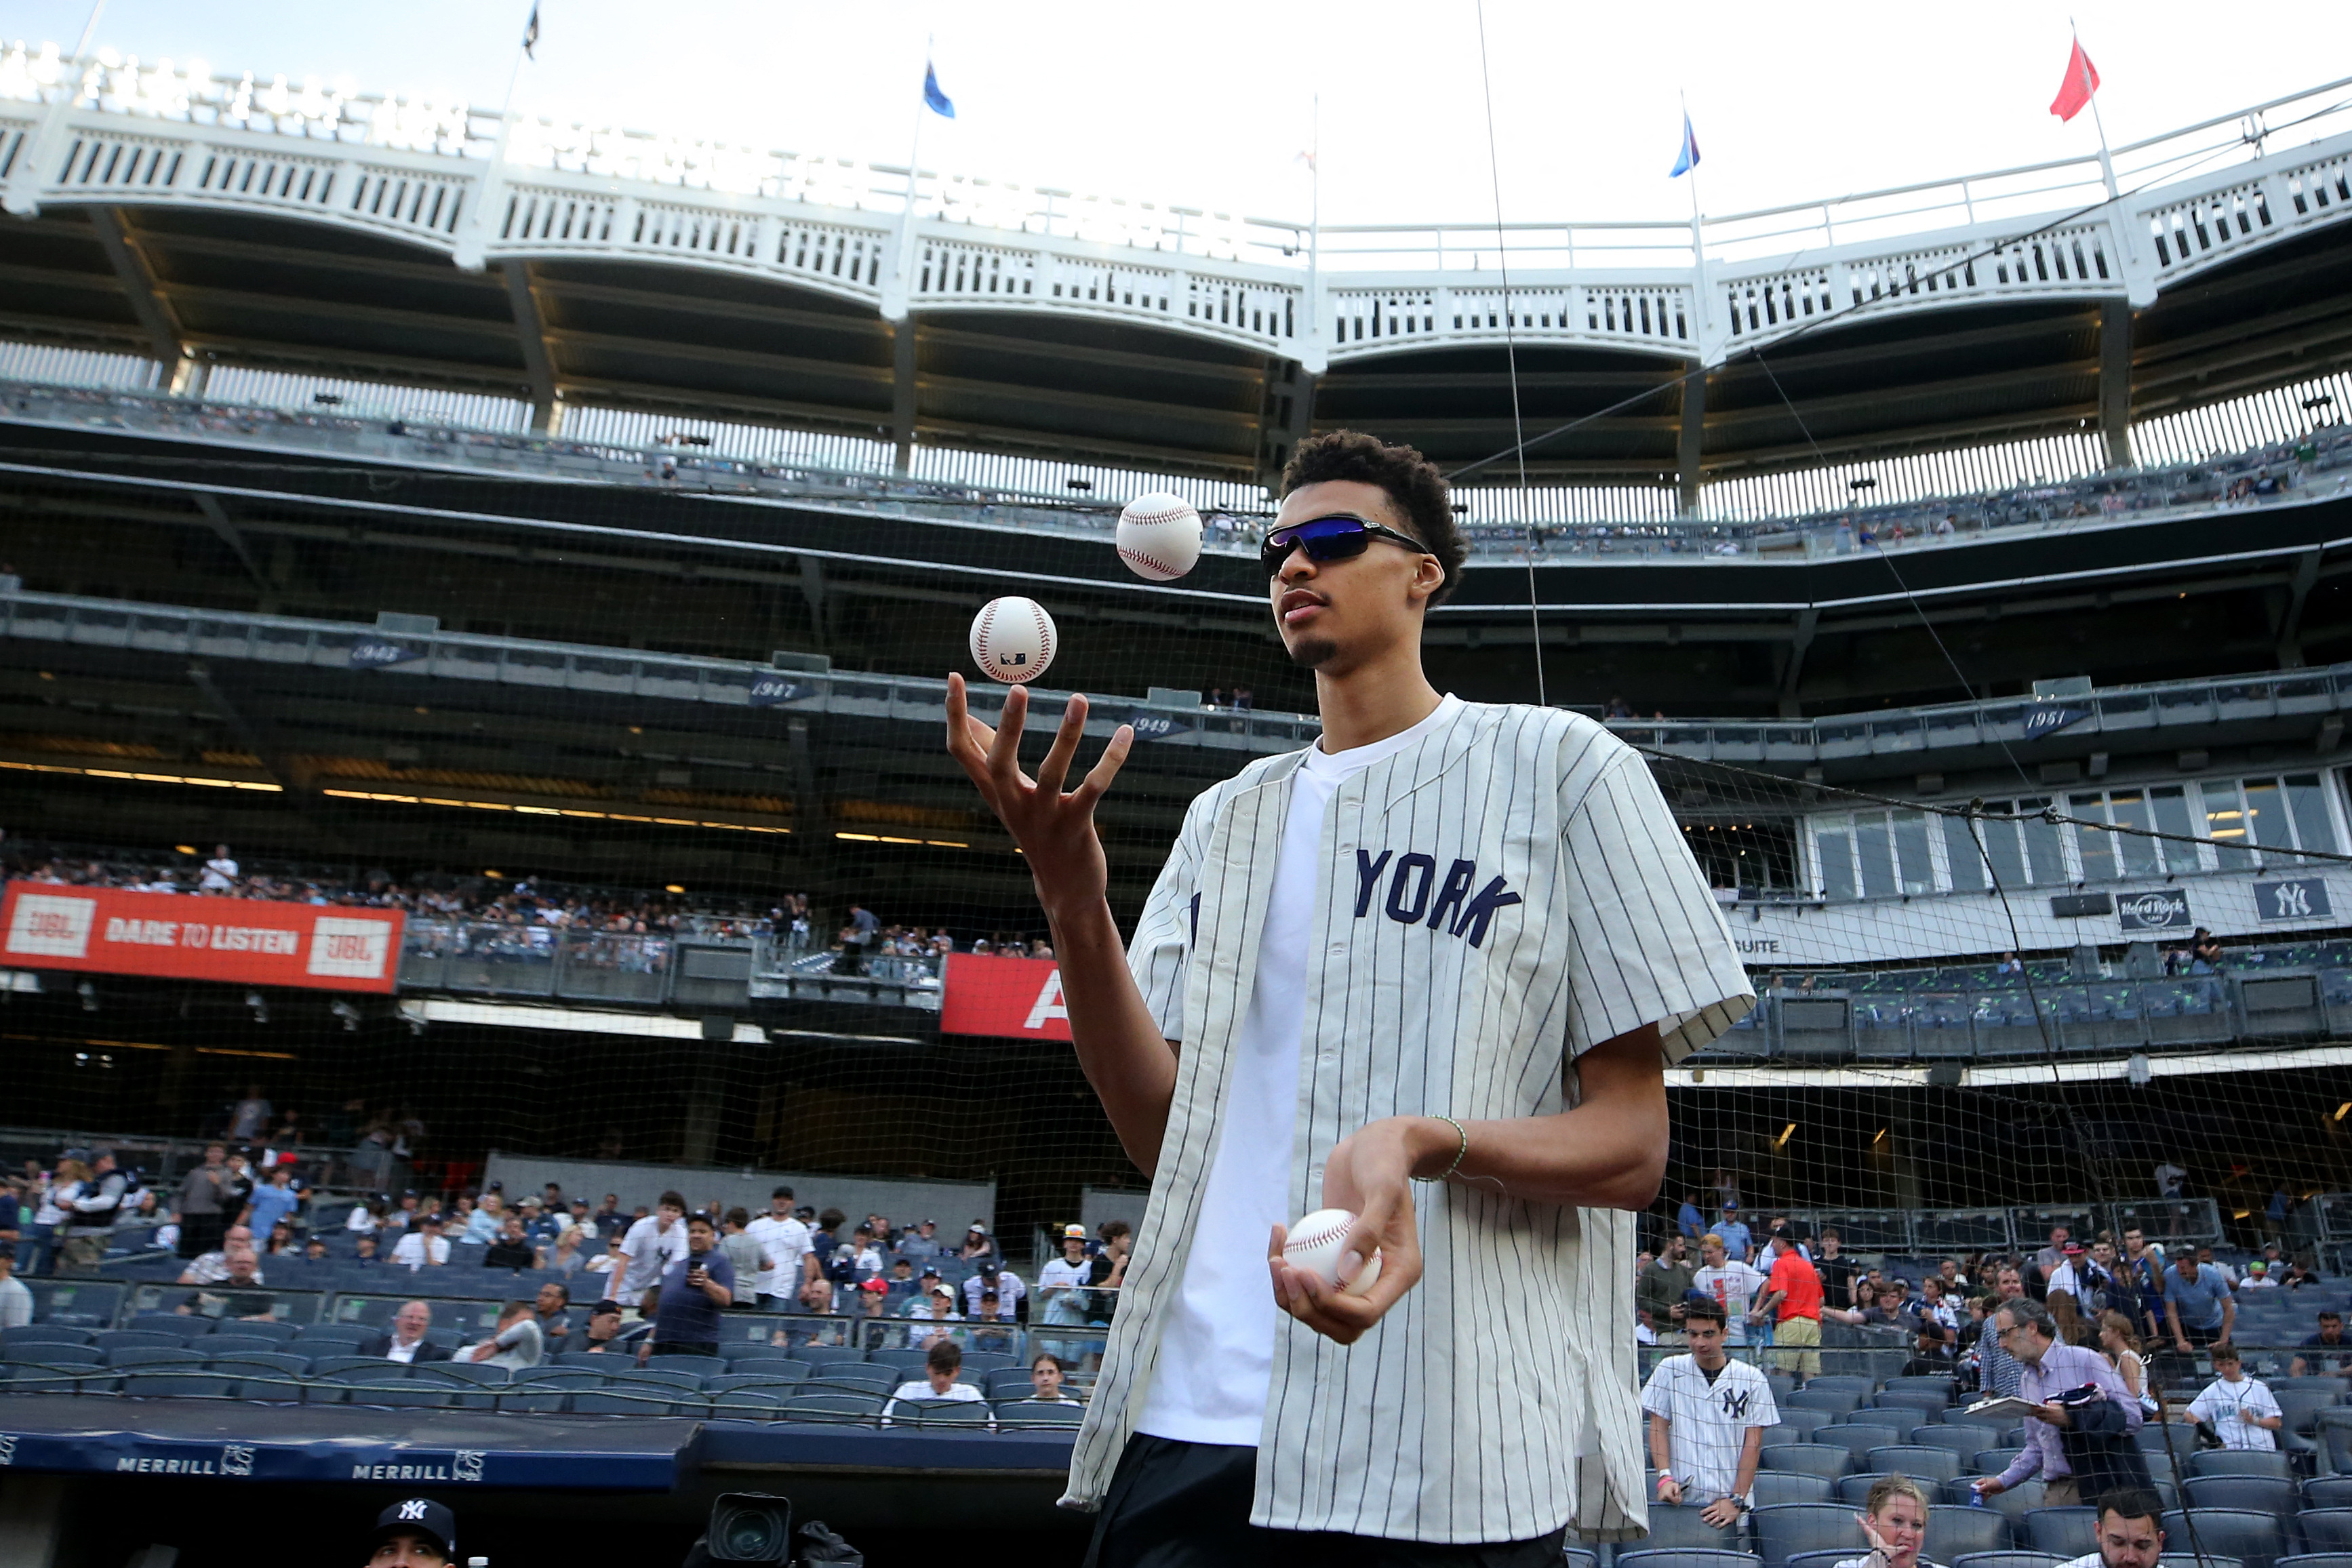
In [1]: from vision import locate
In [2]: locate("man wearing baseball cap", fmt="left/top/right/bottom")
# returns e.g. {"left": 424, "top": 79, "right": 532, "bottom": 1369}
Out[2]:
{"left": 367, "top": 1497, "right": 456, "bottom": 1565}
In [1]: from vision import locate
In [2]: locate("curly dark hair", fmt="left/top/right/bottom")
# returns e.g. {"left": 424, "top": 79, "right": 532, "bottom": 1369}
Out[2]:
{"left": 1279, "top": 430, "right": 1467, "bottom": 605}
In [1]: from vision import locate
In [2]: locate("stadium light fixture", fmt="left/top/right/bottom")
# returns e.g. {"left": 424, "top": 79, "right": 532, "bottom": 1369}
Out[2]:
{"left": 2335, "top": 1101, "right": 2350, "bottom": 1121}
{"left": 1774, "top": 1121, "right": 1797, "bottom": 1149}
{"left": 665, "top": 883, "right": 685, "bottom": 893}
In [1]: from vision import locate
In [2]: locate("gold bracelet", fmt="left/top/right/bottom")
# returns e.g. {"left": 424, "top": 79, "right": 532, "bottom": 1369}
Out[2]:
{"left": 1413, "top": 1116, "right": 1469, "bottom": 1183}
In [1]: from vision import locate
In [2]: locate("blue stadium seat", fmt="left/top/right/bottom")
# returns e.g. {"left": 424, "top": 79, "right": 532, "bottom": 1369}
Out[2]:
{"left": 1883, "top": 1376, "right": 1957, "bottom": 1404}
{"left": 802, "top": 1364, "right": 894, "bottom": 1394}
{"left": 121, "top": 1371, "right": 238, "bottom": 1399}
{"left": 1813, "top": 1427, "right": 1903, "bottom": 1467}
{"left": 2301, "top": 1515, "right": 2352, "bottom": 1554}
{"left": 1755, "top": 1474, "right": 1835, "bottom": 1508}
{"left": 1909, "top": 1427, "right": 1987, "bottom": 1460}
{"left": 2181, "top": 1476, "right": 2294, "bottom": 1515}
{"left": 1836, "top": 1474, "right": 1892, "bottom": 1506}
{"left": 1759, "top": 1445, "right": 1853, "bottom": 1480}
{"left": 125, "top": 1315, "right": 214, "bottom": 1340}
{"left": 779, "top": 1392, "right": 886, "bottom": 1425}
{"left": 2187, "top": 1450, "right": 2293, "bottom": 1481}
{"left": 1616, "top": 1551, "right": 1761, "bottom": 1568}
{"left": 106, "top": 1344, "right": 206, "bottom": 1369}
{"left": 888, "top": 1398, "right": 991, "bottom": 1428}
{"left": 0, "top": 1325, "right": 95, "bottom": 1349}
{"left": 294, "top": 1324, "right": 372, "bottom": 1348}
{"left": 201, "top": 1335, "right": 287, "bottom": 1360}
{"left": 1636, "top": 1507, "right": 1748, "bottom": 1552}
{"left": 1787, "top": 1389, "right": 1867, "bottom": 1418}
{"left": 1951, "top": 1554, "right": 2060, "bottom": 1568}
{"left": 1753, "top": 1504, "right": 1866, "bottom": 1568}
{"left": 1871, "top": 1391, "right": 1951, "bottom": 1424}
{"left": 227, "top": 1320, "right": 300, "bottom": 1343}
{"left": 310, "top": 1366, "right": 411, "bottom": 1405}
{"left": 2279, "top": 1556, "right": 2352, "bottom": 1568}
{"left": 642, "top": 1353, "right": 727, "bottom": 1380}
{"left": 2307, "top": 1481, "right": 2352, "bottom": 1509}
{"left": 4, "top": 1343, "right": 101, "bottom": 1366}
{"left": 1924, "top": 1504, "right": 2013, "bottom": 1563}
{"left": 2159, "top": 1508, "right": 2284, "bottom": 1568}
{"left": 1946, "top": 1479, "right": 2045, "bottom": 1525}
{"left": 93, "top": 1331, "right": 182, "bottom": 1356}
{"left": 1866, "top": 1447, "right": 1964, "bottom": 1484}
{"left": 2023, "top": 1508, "right": 2098, "bottom": 1561}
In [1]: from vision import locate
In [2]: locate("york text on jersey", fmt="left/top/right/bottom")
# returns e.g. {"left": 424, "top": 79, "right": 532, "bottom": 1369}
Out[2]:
{"left": 1353, "top": 849, "right": 1523, "bottom": 948}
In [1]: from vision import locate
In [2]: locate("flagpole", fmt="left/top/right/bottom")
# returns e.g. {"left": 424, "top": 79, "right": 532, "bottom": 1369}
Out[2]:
{"left": 1307, "top": 93, "right": 1320, "bottom": 348}
{"left": 2073, "top": 20, "right": 2119, "bottom": 200}
{"left": 890, "top": 35, "right": 933, "bottom": 316}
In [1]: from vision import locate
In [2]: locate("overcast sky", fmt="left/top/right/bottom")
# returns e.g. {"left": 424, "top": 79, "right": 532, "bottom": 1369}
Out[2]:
{"left": 12, "top": 1, "right": 2352, "bottom": 230}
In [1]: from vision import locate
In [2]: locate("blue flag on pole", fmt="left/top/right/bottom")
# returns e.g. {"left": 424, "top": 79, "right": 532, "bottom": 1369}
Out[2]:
{"left": 923, "top": 61, "right": 955, "bottom": 119}
{"left": 1670, "top": 111, "right": 1700, "bottom": 178}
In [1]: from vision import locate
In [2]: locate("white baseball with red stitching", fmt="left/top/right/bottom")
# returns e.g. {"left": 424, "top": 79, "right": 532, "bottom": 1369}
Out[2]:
{"left": 1116, "top": 491, "right": 1203, "bottom": 582}
{"left": 968, "top": 595, "right": 1057, "bottom": 684}
{"left": 1283, "top": 1207, "right": 1383, "bottom": 1295}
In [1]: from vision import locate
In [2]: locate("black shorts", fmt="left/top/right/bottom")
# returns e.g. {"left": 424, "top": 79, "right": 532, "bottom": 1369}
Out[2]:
{"left": 1083, "top": 1434, "right": 1569, "bottom": 1568}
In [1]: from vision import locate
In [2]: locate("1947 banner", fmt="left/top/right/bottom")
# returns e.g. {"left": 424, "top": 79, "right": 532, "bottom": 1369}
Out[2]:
{"left": 938, "top": 952, "right": 1069, "bottom": 1041}
{"left": 0, "top": 883, "right": 405, "bottom": 993}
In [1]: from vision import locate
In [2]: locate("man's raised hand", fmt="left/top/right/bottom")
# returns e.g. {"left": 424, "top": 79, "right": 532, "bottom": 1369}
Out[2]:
{"left": 945, "top": 674, "right": 1134, "bottom": 910}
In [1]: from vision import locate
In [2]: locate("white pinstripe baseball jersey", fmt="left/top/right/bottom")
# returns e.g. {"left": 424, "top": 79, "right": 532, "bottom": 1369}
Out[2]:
{"left": 1638, "top": 1354, "right": 1778, "bottom": 1504}
{"left": 1062, "top": 699, "right": 1755, "bottom": 1543}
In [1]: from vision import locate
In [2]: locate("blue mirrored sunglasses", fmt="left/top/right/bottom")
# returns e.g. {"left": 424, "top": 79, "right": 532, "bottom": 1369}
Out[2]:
{"left": 1260, "top": 515, "right": 1433, "bottom": 576}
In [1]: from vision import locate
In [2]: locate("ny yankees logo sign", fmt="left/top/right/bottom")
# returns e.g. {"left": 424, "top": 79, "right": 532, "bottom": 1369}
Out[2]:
{"left": 399, "top": 1500, "right": 431, "bottom": 1522}
{"left": 1719, "top": 1387, "right": 1753, "bottom": 1421}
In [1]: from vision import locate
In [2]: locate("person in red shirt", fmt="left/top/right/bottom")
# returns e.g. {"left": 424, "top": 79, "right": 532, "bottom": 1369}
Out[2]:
{"left": 1757, "top": 1232, "right": 1824, "bottom": 1384}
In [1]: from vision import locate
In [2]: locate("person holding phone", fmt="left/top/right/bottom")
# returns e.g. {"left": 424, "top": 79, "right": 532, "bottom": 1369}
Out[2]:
{"left": 641, "top": 1212, "right": 734, "bottom": 1362}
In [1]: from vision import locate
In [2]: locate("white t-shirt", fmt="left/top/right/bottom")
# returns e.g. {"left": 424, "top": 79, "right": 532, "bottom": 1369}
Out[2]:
{"left": 1639, "top": 1354, "right": 1778, "bottom": 1504}
{"left": 884, "top": 1380, "right": 985, "bottom": 1422}
{"left": 1134, "top": 696, "right": 1462, "bottom": 1447}
{"left": 1692, "top": 1262, "right": 1768, "bottom": 1344}
{"left": 391, "top": 1233, "right": 450, "bottom": 1270}
{"left": 2187, "top": 1374, "right": 2281, "bottom": 1451}
{"left": 201, "top": 856, "right": 240, "bottom": 892}
{"left": 963, "top": 1271, "right": 1024, "bottom": 1319}
{"left": 383, "top": 1335, "right": 425, "bottom": 1364}
{"left": 0, "top": 1275, "right": 33, "bottom": 1330}
{"left": 1037, "top": 1256, "right": 1088, "bottom": 1297}
{"left": 617, "top": 1215, "right": 688, "bottom": 1306}
{"left": 746, "top": 1213, "right": 812, "bottom": 1298}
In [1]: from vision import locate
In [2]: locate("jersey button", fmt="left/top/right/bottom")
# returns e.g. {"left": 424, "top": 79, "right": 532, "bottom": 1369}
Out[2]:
{"left": 1327, "top": 942, "right": 1345, "bottom": 956}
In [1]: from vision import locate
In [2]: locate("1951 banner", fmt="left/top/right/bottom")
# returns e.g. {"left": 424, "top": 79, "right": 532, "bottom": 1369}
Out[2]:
{"left": 938, "top": 952, "right": 1069, "bottom": 1041}
{"left": 1, "top": 883, "right": 405, "bottom": 993}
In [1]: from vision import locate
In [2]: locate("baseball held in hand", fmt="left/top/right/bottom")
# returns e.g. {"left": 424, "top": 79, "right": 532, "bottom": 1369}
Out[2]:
{"left": 969, "top": 596, "right": 1057, "bottom": 684}
{"left": 1116, "top": 491, "right": 1202, "bottom": 582}
{"left": 1283, "top": 1208, "right": 1383, "bottom": 1295}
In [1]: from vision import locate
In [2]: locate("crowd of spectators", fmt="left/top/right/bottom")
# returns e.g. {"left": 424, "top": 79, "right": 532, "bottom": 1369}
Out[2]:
{"left": 1, "top": 837, "right": 1057, "bottom": 978}
{"left": 3, "top": 1143, "right": 1138, "bottom": 1372}
{"left": 12, "top": 379, "right": 2347, "bottom": 574}
{"left": 1641, "top": 1187, "right": 2340, "bottom": 1401}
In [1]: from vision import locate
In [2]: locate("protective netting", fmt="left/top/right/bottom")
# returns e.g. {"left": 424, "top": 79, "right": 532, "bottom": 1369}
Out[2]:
{"left": 1, "top": 405, "right": 2349, "bottom": 1428}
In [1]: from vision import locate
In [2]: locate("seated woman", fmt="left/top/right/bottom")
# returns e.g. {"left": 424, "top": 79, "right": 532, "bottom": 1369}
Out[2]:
{"left": 1835, "top": 1476, "right": 1945, "bottom": 1568}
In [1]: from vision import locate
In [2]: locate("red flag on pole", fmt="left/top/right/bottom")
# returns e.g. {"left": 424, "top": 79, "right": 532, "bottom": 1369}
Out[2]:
{"left": 2050, "top": 38, "right": 2100, "bottom": 121}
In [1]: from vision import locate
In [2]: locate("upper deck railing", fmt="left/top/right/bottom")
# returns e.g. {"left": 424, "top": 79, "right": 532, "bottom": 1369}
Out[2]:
{"left": 5, "top": 46, "right": 2352, "bottom": 369}
{"left": 5, "top": 375, "right": 2349, "bottom": 567}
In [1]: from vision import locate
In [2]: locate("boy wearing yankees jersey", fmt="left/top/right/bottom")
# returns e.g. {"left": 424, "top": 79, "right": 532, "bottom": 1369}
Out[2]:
{"left": 1641, "top": 1298, "right": 1778, "bottom": 1524}
{"left": 946, "top": 430, "right": 1753, "bottom": 1565}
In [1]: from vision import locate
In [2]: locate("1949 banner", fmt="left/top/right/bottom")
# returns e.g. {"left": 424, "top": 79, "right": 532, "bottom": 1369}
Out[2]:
{"left": 0, "top": 883, "right": 405, "bottom": 994}
{"left": 938, "top": 952, "right": 1070, "bottom": 1041}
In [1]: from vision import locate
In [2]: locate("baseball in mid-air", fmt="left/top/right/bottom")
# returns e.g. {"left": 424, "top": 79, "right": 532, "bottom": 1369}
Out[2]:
{"left": 968, "top": 596, "right": 1057, "bottom": 684}
{"left": 1283, "top": 1207, "right": 1383, "bottom": 1295}
{"left": 1116, "top": 491, "right": 1203, "bottom": 582}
